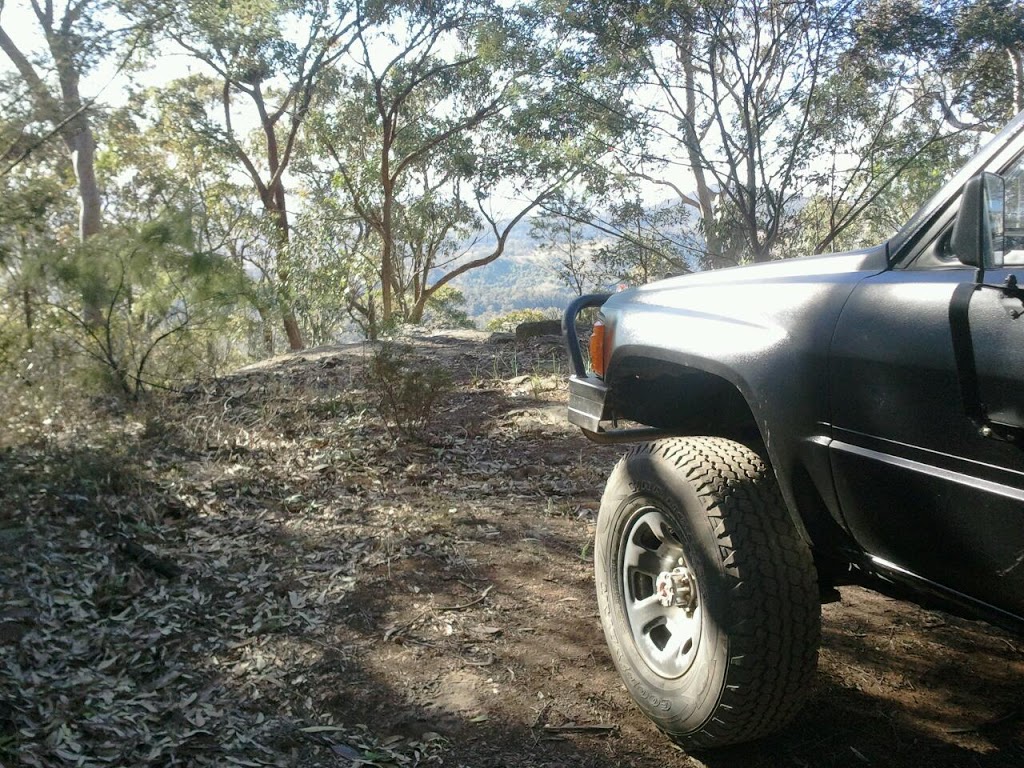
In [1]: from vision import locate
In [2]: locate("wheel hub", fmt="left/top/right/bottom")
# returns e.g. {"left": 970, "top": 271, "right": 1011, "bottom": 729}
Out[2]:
{"left": 655, "top": 562, "right": 697, "bottom": 614}
{"left": 621, "top": 508, "right": 702, "bottom": 679}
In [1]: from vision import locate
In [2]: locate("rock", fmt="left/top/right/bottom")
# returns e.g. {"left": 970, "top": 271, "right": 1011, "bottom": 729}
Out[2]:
{"left": 515, "top": 320, "right": 562, "bottom": 341}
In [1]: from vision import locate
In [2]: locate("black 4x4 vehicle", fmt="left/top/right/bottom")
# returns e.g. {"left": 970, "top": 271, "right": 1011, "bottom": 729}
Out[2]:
{"left": 563, "top": 111, "right": 1024, "bottom": 749}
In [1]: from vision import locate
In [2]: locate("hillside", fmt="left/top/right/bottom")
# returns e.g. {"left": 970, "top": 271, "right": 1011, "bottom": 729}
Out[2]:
{"left": 448, "top": 227, "right": 579, "bottom": 326}
{"left": 2, "top": 333, "right": 1023, "bottom": 767}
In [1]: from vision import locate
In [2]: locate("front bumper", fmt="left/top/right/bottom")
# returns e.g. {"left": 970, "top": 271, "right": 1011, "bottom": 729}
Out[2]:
{"left": 562, "top": 296, "right": 676, "bottom": 445}
{"left": 568, "top": 375, "right": 612, "bottom": 432}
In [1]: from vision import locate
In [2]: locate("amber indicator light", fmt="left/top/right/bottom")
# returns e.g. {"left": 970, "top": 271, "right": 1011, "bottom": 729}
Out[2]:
{"left": 589, "top": 319, "right": 606, "bottom": 377}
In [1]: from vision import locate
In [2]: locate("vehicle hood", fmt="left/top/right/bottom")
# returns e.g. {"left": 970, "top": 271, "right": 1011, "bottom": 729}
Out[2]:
{"left": 599, "top": 245, "right": 890, "bottom": 373}
{"left": 609, "top": 248, "right": 889, "bottom": 310}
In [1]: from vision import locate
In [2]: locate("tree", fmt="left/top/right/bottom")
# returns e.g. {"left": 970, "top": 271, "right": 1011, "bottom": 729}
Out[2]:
{"left": 98, "top": 94, "right": 274, "bottom": 356}
{"left": 286, "top": 184, "right": 379, "bottom": 345}
{"left": 309, "top": 0, "right": 612, "bottom": 337}
{"left": 0, "top": 0, "right": 110, "bottom": 242}
{"left": 853, "top": 0, "right": 1024, "bottom": 133}
{"left": 0, "top": 125, "right": 75, "bottom": 356}
{"left": 537, "top": 182, "right": 699, "bottom": 283}
{"left": 40, "top": 213, "right": 250, "bottom": 398}
{"left": 595, "top": 196, "right": 694, "bottom": 284}
{"left": 127, "top": 0, "right": 361, "bottom": 350}
{"left": 558, "top": 0, "right": 840, "bottom": 265}
{"left": 0, "top": 0, "right": 127, "bottom": 325}
{"left": 530, "top": 205, "right": 603, "bottom": 296}
{"left": 557, "top": 0, "right": 981, "bottom": 265}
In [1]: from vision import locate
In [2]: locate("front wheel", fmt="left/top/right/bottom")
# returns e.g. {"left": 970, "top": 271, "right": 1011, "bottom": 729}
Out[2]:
{"left": 595, "top": 437, "right": 820, "bottom": 749}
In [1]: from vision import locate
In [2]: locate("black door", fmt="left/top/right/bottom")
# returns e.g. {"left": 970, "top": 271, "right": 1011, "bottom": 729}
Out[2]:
{"left": 828, "top": 259, "right": 1024, "bottom": 618}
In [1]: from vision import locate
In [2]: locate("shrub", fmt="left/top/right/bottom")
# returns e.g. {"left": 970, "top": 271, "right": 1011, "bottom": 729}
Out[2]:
{"left": 364, "top": 342, "right": 452, "bottom": 439}
{"left": 484, "top": 308, "right": 558, "bottom": 334}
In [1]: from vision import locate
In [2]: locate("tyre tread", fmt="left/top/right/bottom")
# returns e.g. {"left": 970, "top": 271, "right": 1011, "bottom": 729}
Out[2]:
{"left": 603, "top": 436, "right": 820, "bottom": 749}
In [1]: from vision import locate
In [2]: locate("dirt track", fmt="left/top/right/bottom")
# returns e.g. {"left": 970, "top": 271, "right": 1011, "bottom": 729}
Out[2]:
{"left": 2, "top": 332, "right": 1022, "bottom": 767}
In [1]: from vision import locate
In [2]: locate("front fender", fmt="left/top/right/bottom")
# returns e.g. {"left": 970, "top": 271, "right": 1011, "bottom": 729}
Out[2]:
{"left": 595, "top": 245, "right": 890, "bottom": 545}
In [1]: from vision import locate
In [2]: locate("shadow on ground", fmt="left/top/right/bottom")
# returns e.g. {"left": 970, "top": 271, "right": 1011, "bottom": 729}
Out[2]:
{"left": 2, "top": 336, "right": 1023, "bottom": 766}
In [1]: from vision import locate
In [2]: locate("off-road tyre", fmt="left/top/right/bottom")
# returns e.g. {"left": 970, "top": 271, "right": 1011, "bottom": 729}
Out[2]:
{"left": 595, "top": 437, "right": 820, "bottom": 749}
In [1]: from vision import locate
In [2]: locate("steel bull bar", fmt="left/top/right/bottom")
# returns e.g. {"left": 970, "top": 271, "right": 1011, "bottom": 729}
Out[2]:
{"left": 561, "top": 293, "right": 676, "bottom": 445}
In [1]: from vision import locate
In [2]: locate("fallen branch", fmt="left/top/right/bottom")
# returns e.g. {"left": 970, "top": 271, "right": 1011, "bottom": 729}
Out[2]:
{"left": 946, "top": 706, "right": 1022, "bottom": 734}
{"left": 438, "top": 585, "right": 493, "bottom": 611}
{"left": 384, "top": 585, "right": 494, "bottom": 642}
{"left": 117, "top": 536, "right": 183, "bottom": 579}
{"left": 542, "top": 723, "right": 617, "bottom": 735}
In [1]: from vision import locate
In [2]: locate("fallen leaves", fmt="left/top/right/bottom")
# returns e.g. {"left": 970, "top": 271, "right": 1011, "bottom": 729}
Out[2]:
{"left": 0, "top": 336, "right": 610, "bottom": 767}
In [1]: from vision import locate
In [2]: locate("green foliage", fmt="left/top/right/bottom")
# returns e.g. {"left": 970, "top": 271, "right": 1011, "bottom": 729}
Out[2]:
{"left": 530, "top": 208, "right": 607, "bottom": 295}
{"left": 596, "top": 196, "right": 695, "bottom": 279}
{"left": 485, "top": 308, "right": 558, "bottom": 333}
{"left": 853, "top": 0, "right": 1024, "bottom": 129}
{"left": 3, "top": 0, "right": 1020, "bottom": 386}
{"left": 420, "top": 287, "right": 475, "bottom": 330}
{"left": 550, "top": 0, "right": 1020, "bottom": 266}
{"left": 364, "top": 342, "right": 453, "bottom": 440}
{"left": 300, "top": 0, "right": 617, "bottom": 337}
{"left": 32, "top": 212, "right": 250, "bottom": 399}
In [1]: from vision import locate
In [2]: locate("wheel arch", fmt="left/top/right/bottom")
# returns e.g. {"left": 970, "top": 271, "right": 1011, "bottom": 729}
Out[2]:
{"left": 605, "top": 351, "right": 764, "bottom": 444}
{"left": 604, "top": 351, "right": 842, "bottom": 564}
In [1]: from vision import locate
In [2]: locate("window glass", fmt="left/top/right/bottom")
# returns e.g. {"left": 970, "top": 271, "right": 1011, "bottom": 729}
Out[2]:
{"left": 1004, "top": 155, "right": 1024, "bottom": 265}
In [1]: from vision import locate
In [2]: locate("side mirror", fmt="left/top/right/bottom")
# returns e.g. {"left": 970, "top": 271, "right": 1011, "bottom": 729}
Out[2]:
{"left": 951, "top": 172, "right": 1005, "bottom": 270}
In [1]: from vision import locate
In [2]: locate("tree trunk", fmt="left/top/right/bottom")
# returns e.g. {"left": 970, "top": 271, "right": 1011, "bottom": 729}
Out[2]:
{"left": 380, "top": 157, "right": 395, "bottom": 325}
{"left": 54, "top": 42, "right": 102, "bottom": 242}
{"left": 282, "top": 309, "right": 304, "bottom": 351}
{"left": 22, "top": 287, "right": 34, "bottom": 348}
{"left": 366, "top": 297, "right": 378, "bottom": 341}
{"left": 266, "top": 176, "right": 305, "bottom": 351}
{"left": 678, "top": 41, "right": 724, "bottom": 269}
{"left": 1011, "top": 47, "right": 1024, "bottom": 115}
{"left": 407, "top": 296, "right": 427, "bottom": 325}
{"left": 256, "top": 305, "right": 275, "bottom": 355}
{"left": 0, "top": 18, "right": 104, "bottom": 324}
{"left": 70, "top": 126, "right": 102, "bottom": 240}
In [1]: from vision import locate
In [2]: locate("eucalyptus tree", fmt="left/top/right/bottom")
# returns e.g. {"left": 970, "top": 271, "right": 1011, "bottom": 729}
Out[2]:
{"left": 532, "top": 185, "right": 699, "bottom": 292}
{"left": 0, "top": 0, "right": 135, "bottom": 330}
{"left": 306, "top": 0, "right": 615, "bottom": 336}
{"left": 0, "top": 75, "right": 76, "bottom": 351}
{"left": 785, "top": 0, "right": 1024, "bottom": 253}
{"left": 555, "top": 0, "right": 986, "bottom": 265}
{"left": 529, "top": 203, "right": 604, "bottom": 297}
{"left": 853, "top": 0, "right": 1024, "bottom": 132}
{"left": 100, "top": 93, "right": 273, "bottom": 355}
{"left": 556, "top": 0, "right": 837, "bottom": 266}
{"left": 0, "top": 0, "right": 114, "bottom": 244}
{"left": 593, "top": 196, "right": 695, "bottom": 283}
{"left": 125, "top": 0, "right": 361, "bottom": 351}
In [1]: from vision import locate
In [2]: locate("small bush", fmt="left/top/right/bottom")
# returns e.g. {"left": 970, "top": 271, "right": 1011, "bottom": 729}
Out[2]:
{"left": 364, "top": 342, "right": 452, "bottom": 439}
{"left": 484, "top": 308, "right": 558, "bottom": 334}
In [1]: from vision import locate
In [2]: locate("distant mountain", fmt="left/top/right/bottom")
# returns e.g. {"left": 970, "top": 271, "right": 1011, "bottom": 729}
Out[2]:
{"left": 446, "top": 224, "right": 578, "bottom": 326}
{"left": 446, "top": 210, "right": 702, "bottom": 327}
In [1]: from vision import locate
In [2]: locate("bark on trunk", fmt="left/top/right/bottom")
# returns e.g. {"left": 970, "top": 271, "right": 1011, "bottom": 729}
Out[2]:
{"left": 1011, "top": 48, "right": 1024, "bottom": 115}
{"left": 380, "top": 122, "right": 395, "bottom": 326}
{"left": 256, "top": 305, "right": 275, "bottom": 355}
{"left": 0, "top": 18, "right": 105, "bottom": 324}
{"left": 70, "top": 126, "right": 102, "bottom": 240}
{"left": 679, "top": 41, "right": 724, "bottom": 269}
{"left": 282, "top": 309, "right": 304, "bottom": 351}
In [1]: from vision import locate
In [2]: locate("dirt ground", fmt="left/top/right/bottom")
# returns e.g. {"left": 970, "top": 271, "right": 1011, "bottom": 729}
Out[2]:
{"left": 2, "top": 331, "right": 1023, "bottom": 768}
